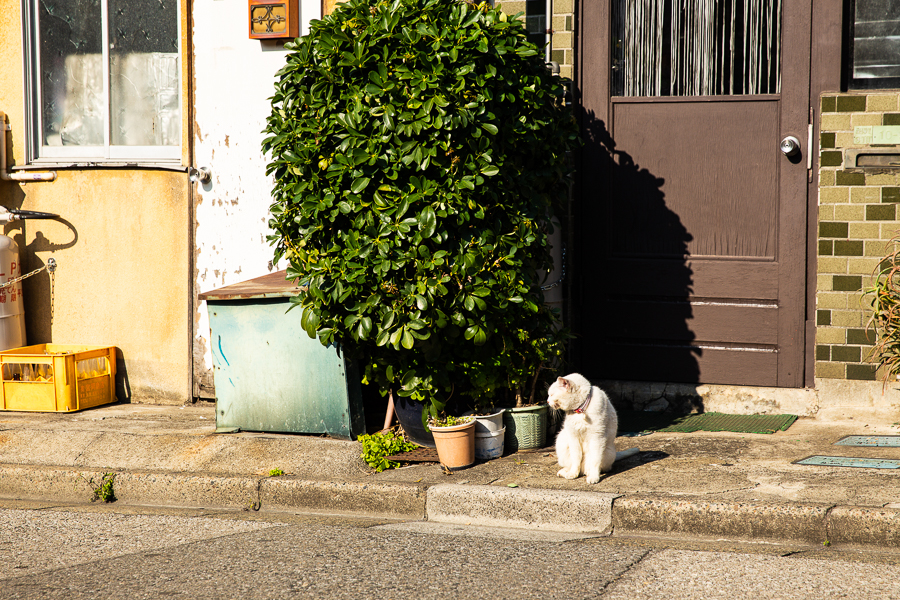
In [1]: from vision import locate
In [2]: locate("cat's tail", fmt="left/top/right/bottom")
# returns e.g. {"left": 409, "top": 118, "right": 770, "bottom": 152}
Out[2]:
{"left": 615, "top": 447, "right": 640, "bottom": 461}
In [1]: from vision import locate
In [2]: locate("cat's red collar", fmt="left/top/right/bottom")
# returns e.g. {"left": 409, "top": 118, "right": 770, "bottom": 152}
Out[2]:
{"left": 573, "top": 387, "right": 593, "bottom": 414}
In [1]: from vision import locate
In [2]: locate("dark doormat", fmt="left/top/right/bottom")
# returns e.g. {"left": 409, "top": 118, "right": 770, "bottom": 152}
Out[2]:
{"left": 385, "top": 447, "right": 439, "bottom": 463}
{"left": 794, "top": 455, "right": 900, "bottom": 469}
{"left": 618, "top": 411, "right": 797, "bottom": 435}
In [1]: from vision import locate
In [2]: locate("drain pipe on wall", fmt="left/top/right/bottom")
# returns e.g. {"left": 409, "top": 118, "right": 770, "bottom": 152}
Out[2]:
{"left": 545, "top": 0, "right": 552, "bottom": 63}
{"left": 0, "top": 112, "right": 56, "bottom": 183}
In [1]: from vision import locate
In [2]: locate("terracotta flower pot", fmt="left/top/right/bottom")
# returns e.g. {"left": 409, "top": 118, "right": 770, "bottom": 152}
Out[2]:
{"left": 430, "top": 419, "right": 476, "bottom": 470}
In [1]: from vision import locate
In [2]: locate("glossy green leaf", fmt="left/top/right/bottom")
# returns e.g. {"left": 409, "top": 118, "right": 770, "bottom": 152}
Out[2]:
{"left": 401, "top": 329, "right": 415, "bottom": 349}
{"left": 351, "top": 177, "right": 371, "bottom": 194}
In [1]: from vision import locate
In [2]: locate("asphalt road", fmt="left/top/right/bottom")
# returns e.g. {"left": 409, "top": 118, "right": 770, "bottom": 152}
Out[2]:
{"left": 1, "top": 499, "right": 899, "bottom": 599}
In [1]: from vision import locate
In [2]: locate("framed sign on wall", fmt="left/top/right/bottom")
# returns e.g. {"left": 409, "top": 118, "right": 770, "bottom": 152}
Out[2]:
{"left": 249, "top": 0, "right": 299, "bottom": 40}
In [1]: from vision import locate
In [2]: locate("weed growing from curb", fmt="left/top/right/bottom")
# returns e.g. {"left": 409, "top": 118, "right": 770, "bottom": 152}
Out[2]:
{"left": 80, "top": 472, "right": 117, "bottom": 503}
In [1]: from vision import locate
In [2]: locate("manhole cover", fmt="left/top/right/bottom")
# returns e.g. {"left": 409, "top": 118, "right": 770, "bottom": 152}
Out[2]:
{"left": 835, "top": 435, "right": 900, "bottom": 447}
{"left": 794, "top": 455, "right": 900, "bottom": 469}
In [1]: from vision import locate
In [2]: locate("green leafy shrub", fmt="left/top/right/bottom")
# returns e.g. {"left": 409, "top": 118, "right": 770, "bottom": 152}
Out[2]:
{"left": 264, "top": 0, "right": 579, "bottom": 417}
{"left": 359, "top": 431, "right": 419, "bottom": 471}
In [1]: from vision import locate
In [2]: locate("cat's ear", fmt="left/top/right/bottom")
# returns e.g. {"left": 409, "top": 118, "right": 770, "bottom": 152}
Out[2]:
{"left": 557, "top": 376, "right": 570, "bottom": 389}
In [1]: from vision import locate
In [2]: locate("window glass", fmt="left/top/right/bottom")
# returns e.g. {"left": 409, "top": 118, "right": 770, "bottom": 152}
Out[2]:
{"left": 108, "top": 0, "right": 180, "bottom": 146}
{"left": 28, "top": 0, "right": 181, "bottom": 161}
{"left": 851, "top": 0, "right": 900, "bottom": 87}
{"left": 611, "top": 0, "right": 782, "bottom": 97}
{"left": 38, "top": 0, "right": 103, "bottom": 147}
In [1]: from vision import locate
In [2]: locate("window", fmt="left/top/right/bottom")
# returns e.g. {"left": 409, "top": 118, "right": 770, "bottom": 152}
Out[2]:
{"left": 24, "top": 0, "right": 182, "bottom": 163}
{"left": 611, "top": 0, "right": 782, "bottom": 97}
{"left": 848, "top": 0, "right": 900, "bottom": 89}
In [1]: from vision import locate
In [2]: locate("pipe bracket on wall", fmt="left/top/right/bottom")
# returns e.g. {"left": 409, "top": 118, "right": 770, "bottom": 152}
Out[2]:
{"left": 0, "top": 114, "right": 57, "bottom": 183}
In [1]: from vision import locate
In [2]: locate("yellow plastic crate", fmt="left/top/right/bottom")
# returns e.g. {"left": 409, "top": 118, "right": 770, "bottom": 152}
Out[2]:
{"left": 0, "top": 344, "right": 116, "bottom": 412}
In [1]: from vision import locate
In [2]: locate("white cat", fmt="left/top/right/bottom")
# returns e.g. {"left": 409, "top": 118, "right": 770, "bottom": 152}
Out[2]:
{"left": 547, "top": 373, "right": 618, "bottom": 484}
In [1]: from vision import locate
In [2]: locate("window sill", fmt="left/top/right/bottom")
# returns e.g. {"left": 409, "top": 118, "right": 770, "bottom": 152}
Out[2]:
{"left": 14, "top": 161, "right": 188, "bottom": 172}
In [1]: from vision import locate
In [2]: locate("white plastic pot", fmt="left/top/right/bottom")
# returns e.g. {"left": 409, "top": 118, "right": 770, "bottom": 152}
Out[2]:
{"left": 474, "top": 426, "right": 505, "bottom": 460}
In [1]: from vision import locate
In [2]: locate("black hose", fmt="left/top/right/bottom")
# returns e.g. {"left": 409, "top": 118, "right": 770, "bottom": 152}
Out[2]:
{"left": 9, "top": 209, "right": 59, "bottom": 220}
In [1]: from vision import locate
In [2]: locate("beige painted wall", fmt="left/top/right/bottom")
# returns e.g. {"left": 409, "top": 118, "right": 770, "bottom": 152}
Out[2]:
{"left": 0, "top": 2, "right": 192, "bottom": 404}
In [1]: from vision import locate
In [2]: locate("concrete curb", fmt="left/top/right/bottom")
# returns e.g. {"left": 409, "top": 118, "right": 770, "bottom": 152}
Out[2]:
{"left": 261, "top": 478, "right": 427, "bottom": 518}
{"left": 2, "top": 463, "right": 900, "bottom": 548}
{"left": 611, "top": 496, "right": 900, "bottom": 548}
{"left": 426, "top": 484, "right": 620, "bottom": 533}
{"left": 0, "top": 464, "right": 427, "bottom": 518}
{"left": 0, "top": 465, "right": 259, "bottom": 508}
{"left": 611, "top": 496, "right": 831, "bottom": 544}
{"left": 828, "top": 506, "right": 900, "bottom": 547}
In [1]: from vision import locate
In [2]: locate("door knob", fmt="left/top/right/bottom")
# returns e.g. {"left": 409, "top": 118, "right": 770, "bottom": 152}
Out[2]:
{"left": 189, "top": 166, "right": 212, "bottom": 185}
{"left": 780, "top": 136, "right": 801, "bottom": 157}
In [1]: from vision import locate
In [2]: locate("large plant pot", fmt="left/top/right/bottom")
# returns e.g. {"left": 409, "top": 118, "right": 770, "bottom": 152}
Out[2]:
{"left": 430, "top": 419, "right": 476, "bottom": 470}
{"left": 393, "top": 396, "right": 434, "bottom": 448}
{"left": 503, "top": 404, "right": 548, "bottom": 452}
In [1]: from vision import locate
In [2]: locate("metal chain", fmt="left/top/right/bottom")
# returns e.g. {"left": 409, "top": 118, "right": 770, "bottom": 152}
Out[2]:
{"left": 48, "top": 258, "right": 55, "bottom": 325}
{"left": 0, "top": 258, "right": 57, "bottom": 323}
{"left": 541, "top": 245, "right": 567, "bottom": 291}
{"left": 0, "top": 264, "right": 48, "bottom": 289}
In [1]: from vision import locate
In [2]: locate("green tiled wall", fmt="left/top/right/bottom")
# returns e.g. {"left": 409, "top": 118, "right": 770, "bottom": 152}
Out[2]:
{"left": 817, "top": 92, "right": 900, "bottom": 381}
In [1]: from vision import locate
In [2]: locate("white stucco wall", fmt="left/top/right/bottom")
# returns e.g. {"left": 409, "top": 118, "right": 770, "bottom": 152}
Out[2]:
{"left": 192, "top": 0, "right": 320, "bottom": 394}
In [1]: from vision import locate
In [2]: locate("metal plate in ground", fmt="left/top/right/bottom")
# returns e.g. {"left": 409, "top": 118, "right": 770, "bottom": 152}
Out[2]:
{"left": 385, "top": 447, "right": 439, "bottom": 463}
{"left": 794, "top": 455, "right": 900, "bottom": 469}
{"left": 835, "top": 435, "right": 900, "bottom": 447}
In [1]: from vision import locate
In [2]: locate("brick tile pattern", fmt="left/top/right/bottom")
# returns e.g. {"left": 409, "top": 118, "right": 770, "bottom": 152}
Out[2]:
{"left": 495, "top": 0, "right": 576, "bottom": 80}
{"left": 817, "top": 92, "right": 900, "bottom": 381}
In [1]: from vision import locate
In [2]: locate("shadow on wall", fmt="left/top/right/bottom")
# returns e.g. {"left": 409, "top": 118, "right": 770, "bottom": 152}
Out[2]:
{"left": 1, "top": 218, "right": 77, "bottom": 346}
{"left": 576, "top": 109, "right": 702, "bottom": 415}
{"left": 0, "top": 217, "right": 132, "bottom": 403}
{"left": 115, "top": 347, "right": 131, "bottom": 403}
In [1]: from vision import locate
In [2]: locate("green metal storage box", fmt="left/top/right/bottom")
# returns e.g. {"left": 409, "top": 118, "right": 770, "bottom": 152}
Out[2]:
{"left": 199, "top": 271, "right": 364, "bottom": 440}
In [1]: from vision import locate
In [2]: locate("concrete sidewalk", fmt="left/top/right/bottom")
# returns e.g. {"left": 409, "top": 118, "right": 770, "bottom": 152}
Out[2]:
{"left": 2, "top": 403, "right": 900, "bottom": 549}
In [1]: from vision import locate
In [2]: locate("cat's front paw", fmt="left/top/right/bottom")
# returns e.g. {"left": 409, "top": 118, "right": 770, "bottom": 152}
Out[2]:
{"left": 585, "top": 473, "right": 601, "bottom": 484}
{"left": 557, "top": 468, "right": 579, "bottom": 480}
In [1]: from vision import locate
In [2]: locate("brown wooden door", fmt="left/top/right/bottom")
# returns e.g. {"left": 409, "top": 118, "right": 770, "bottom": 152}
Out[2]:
{"left": 578, "top": 1, "right": 811, "bottom": 387}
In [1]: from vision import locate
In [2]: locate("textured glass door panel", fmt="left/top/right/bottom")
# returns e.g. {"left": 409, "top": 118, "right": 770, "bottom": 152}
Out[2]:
{"left": 108, "top": 0, "right": 181, "bottom": 146}
{"left": 612, "top": 0, "right": 782, "bottom": 97}
{"left": 853, "top": 0, "right": 900, "bottom": 81}
{"left": 38, "top": 0, "right": 103, "bottom": 147}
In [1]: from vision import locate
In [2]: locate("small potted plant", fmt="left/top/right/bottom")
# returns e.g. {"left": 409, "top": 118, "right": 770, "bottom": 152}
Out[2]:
{"left": 428, "top": 413, "right": 475, "bottom": 470}
{"left": 501, "top": 320, "right": 570, "bottom": 452}
{"left": 463, "top": 404, "right": 506, "bottom": 460}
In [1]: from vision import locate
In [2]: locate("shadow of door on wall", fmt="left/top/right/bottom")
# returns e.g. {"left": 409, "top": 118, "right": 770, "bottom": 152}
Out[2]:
{"left": 577, "top": 111, "right": 700, "bottom": 395}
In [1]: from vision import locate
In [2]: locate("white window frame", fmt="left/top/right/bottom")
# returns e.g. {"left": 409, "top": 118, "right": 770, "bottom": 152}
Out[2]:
{"left": 22, "top": 0, "right": 183, "bottom": 166}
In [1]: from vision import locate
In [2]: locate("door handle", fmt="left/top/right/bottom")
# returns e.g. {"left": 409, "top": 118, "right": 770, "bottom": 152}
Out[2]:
{"left": 189, "top": 166, "right": 212, "bottom": 185}
{"left": 780, "top": 136, "right": 801, "bottom": 157}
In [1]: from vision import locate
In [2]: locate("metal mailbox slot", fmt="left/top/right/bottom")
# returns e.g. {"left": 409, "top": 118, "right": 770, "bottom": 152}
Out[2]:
{"left": 844, "top": 149, "right": 900, "bottom": 169}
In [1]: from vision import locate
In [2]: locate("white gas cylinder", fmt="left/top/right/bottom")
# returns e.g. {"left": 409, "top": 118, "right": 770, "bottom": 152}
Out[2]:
{"left": 0, "top": 235, "right": 26, "bottom": 351}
